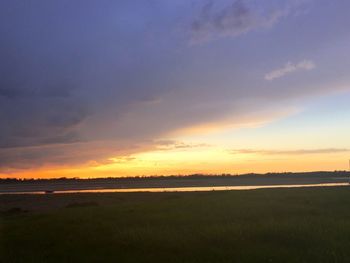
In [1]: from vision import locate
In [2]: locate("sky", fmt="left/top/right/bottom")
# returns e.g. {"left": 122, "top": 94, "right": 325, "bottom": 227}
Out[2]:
{"left": 1, "top": 0, "right": 350, "bottom": 178}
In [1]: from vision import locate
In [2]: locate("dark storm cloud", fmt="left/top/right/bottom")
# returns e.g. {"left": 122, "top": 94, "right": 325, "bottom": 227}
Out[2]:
{"left": 0, "top": 0, "right": 179, "bottom": 171}
{"left": 0, "top": 0, "right": 159, "bottom": 151}
{"left": 0, "top": 3, "right": 90, "bottom": 149}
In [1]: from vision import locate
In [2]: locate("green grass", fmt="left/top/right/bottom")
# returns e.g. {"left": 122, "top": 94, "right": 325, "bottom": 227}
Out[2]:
{"left": 1, "top": 187, "right": 350, "bottom": 262}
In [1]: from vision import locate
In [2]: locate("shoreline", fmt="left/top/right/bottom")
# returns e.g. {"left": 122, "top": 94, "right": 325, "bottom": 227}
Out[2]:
{"left": 1, "top": 172, "right": 349, "bottom": 194}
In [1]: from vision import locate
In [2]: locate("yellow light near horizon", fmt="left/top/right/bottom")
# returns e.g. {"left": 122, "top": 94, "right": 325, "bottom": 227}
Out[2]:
{"left": 90, "top": 147, "right": 235, "bottom": 176}
{"left": 1, "top": 145, "right": 349, "bottom": 179}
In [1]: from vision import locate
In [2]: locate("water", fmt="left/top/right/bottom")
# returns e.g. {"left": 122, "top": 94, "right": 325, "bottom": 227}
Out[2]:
{"left": 1, "top": 182, "right": 348, "bottom": 195}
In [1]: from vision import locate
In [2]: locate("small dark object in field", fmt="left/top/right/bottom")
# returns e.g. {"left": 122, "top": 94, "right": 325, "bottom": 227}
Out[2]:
{"left": 1, "top": 207, "right": 27, "bottom": 216}
{"left": 165, "top": 194, "right": 181, "bottom": 200}
{"left": 65, "top": 202, "right": 99, "bottom": 208}
{"left": 45, "top": 190, "right": 54, "bottom": 194}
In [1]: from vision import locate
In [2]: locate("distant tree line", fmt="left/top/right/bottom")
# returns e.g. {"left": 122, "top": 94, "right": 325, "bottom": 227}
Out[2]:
{"left": 0, "top": 171, "right": 349, "bottom": 184}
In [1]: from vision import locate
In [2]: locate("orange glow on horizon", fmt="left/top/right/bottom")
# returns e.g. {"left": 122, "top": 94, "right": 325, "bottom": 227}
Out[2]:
{"left": 1, "top": 146, "right": 349, "bottom": 179}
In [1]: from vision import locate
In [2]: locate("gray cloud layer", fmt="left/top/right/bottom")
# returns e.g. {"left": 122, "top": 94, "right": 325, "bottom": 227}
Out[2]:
{"left": 0, "top": 0, "right": 349, "bottom": 172}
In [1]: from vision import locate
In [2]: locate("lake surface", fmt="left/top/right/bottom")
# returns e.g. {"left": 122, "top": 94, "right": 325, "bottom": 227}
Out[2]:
{"left": 1, "top": 182, "right": 348, "bottom": 195}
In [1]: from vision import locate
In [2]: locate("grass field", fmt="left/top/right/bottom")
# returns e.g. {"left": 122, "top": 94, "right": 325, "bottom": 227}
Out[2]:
{"left": 1, "top": 187, "right": 350, "bottom": 262}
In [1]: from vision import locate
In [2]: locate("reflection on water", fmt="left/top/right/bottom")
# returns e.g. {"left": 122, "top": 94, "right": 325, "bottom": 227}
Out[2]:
{"left": 1, "top": 182, "right": 348, "bottom": 195}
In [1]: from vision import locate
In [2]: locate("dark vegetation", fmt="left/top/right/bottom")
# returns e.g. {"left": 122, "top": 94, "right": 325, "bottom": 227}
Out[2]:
{"left": 1, "top": 186, "right": 350, "bottom": 262}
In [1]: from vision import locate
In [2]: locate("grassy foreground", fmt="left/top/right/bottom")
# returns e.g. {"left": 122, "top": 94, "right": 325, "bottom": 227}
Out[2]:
{"left": 1, "top": 187, "right": 350, "bottom": 263}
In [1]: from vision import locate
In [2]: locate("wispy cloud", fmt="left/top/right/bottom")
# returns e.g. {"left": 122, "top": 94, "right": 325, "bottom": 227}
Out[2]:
{"left": 156, "top": 140, "right": 211, "bottom": 150}
{"left": 190, "top": 0, "right": 290, "bottom": 44}
{"left": 264, "top": 60, "right": 315, "bottom": 80}
{"left": 231, "top": 148, "right": 350, "bottom": 155}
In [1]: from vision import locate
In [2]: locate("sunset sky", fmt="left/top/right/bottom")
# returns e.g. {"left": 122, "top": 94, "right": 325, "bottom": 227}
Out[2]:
{"left": 1, "top": 0, "right": 350, "bottom": 178}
